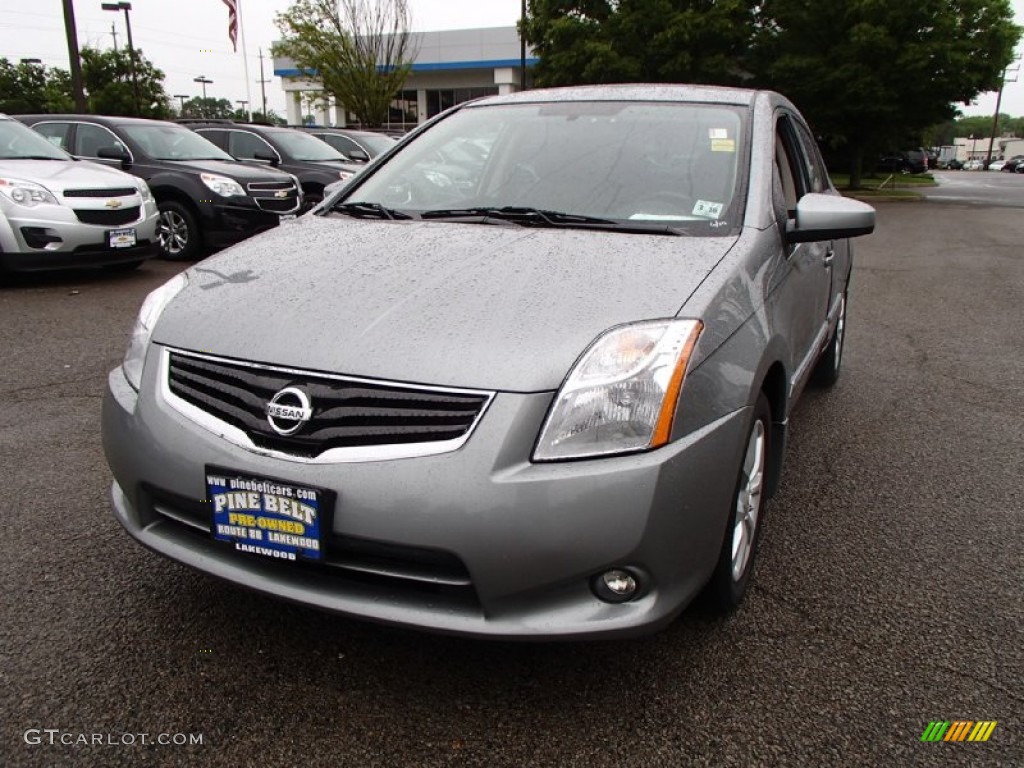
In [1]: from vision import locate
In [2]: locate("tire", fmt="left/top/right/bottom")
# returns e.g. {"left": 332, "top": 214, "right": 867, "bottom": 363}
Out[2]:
{"left": 156, "top": 200, "right": 202, "bottom": 261}
{"left": 703, "top": 392, "right": 771, "bottom": 612}
{"left": 301, "top": 188, "right": 324, "bottom": 213}
{"left": 811, "top": 291, "right": 847, "bottom": 388}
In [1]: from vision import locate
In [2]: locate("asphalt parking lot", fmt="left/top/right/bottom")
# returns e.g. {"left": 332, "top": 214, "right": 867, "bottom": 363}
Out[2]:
{"left": 1, "top": 199, "right": 1021, "bottom": 767}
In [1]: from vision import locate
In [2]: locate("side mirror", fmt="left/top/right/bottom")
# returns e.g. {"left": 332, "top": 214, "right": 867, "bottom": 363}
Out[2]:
{"left": 347, "top": 148, "right": 370, "bottom": 163}
{"left": 253, "top": 150, "right": 279, "bottom": 166}
{"left": 96, "top": 145, "right": 130, "bottom": 167}
{"left": 786, "top": 193, "right": 875, "bottom": 244}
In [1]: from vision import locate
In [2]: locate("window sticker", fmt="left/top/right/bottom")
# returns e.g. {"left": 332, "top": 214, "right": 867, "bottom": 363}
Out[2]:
{"left": 692, "top": 200, "right": 724, "bottom": 219}
{"left": 711, "top": 138, "right": 736, "bottom": 152}
{"left": 709, "top": 128, "right": 729, "bottom": 139}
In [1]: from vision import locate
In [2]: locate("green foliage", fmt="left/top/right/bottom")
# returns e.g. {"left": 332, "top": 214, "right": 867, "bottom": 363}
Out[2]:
{"left": 181, "top": 97, "right": 234, "bottom": 119}
{"left": 750, "top": 0, "right": 1021, "bottom": 185}
{"left": 79, "top": 46, "right": 170, "bottom": 118}
{"left": 274, "top": 0, "right": 415, "bottom": 128}
{"left": 0, "top": 59, "right": 74, "bottom": 113}
{"left": 523, "top": 0, "right": 758, "bottom": 87}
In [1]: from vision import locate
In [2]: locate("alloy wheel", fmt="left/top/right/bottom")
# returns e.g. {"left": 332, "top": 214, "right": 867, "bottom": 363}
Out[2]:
{"left": 731, "top": 419, "right": 766, "bottom": 581}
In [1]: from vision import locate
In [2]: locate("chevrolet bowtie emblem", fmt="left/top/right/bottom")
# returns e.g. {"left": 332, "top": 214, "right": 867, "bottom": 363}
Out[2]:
{"left": 275, "top": 190, "right": 288, "bottom": 198}
{"left": 105, "top": 199, "right": 124, "bottom": 209}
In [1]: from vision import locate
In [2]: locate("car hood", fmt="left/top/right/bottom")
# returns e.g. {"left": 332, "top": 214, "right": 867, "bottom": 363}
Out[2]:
{"left": 157, "top": 159, "right": 294, "bottom": 181}
{"left": 155, "top": 216, "right": 735, "bottom": 392}
{"left": 0, "top": 158, "right": 139, "bottom": 190}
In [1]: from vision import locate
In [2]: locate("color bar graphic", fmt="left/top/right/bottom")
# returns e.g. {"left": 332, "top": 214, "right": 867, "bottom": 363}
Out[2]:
{"left": 921, "top": 720, "right": 997, "bottom": 742}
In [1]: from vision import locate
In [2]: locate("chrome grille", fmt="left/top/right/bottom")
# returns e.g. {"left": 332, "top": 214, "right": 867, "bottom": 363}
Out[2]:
{"left": 247, "top": 181, "right": 293, "bottom": 192}
{"left": 166, "top": 351, "right": 492, "bottom": 459}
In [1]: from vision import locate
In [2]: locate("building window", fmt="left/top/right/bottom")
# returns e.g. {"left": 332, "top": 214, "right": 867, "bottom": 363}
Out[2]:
{"left": 427, "top": 87, "right": 499, "bottom": 119}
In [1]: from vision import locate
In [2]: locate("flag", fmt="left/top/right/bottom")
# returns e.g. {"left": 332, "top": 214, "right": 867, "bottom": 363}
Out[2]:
{"left": 222, "top": 0, "right": 238, "bottom": 52}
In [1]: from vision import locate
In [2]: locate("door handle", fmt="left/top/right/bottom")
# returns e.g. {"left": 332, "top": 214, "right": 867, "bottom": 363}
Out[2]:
{"left": 823, "top": 247, "right": 835, "bottom": 266}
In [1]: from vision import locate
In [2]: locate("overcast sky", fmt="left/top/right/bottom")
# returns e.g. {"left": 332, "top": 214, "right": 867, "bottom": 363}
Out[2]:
{"left": 1, "top": 0, "right": 1022, "bottom": 120}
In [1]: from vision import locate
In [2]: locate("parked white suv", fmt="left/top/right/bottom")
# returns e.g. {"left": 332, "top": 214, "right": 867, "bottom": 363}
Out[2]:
{"left": 0, "top": 114, "right": 158, "bottom": 273}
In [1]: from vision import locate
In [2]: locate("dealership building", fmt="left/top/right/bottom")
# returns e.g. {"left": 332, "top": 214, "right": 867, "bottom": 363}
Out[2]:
{"left": 273, "top": 26, "right": 536, "bottom": 128}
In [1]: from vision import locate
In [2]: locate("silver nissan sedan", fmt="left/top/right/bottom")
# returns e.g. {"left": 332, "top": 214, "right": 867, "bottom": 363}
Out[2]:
{"left": 102, "top": 85, "right": 875, "bottom": 639}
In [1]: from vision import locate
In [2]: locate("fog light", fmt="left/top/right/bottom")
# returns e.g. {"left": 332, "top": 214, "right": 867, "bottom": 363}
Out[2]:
{"left": 593, "top": 569, "right": 639, "bottom": 603}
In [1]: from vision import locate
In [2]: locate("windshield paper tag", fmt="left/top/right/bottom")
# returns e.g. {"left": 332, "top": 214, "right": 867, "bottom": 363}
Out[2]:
{"left": 711, "top": 138, "right": 735, "bottom": 152}
{"left": 709, "top": 128, "right": 729, "bottom": 139}
{"left": 693, "top": 200, "right": 724, "bottom": 219}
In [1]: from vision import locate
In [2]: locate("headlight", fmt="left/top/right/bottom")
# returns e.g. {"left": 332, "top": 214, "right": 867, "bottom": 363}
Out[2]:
{"left": 533, "top": 319, "right": 703, "bottom": 461}
{"left": 0, "top": 177, "right": 58, "bottom": 207}
{"left": 136, "top": 179, "right": 155, "bottom": 202}
{"left": 200, "top": 173, "right": 245, "bottom": 197}
{"left": 122, "top": 272, "right": 189, "bottom": 390}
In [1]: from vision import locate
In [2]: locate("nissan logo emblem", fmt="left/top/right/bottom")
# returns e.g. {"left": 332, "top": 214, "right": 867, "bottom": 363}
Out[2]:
{"left": 265, "top": 387, "right": 313, "bottom": 436}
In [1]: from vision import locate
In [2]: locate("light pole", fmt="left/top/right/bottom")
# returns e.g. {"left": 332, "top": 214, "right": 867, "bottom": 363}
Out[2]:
{"left": 61, "top": 0, "right": 87, "bottom": 113}
{"left": 236, "top": 100, "right": 248, "bottom": 120}
{"left": 969, "top": 134, "right": 977, "bottom": 163}
{"left": 102, "top": 2, "right": 140, "bottom": 115}
{"left": 193, "top": 76, "right": 213, "bottom": 101}
{"left": 173, "top": 93, "right": 189, "bottom": 115}
{"left": 519, "top": 0, "right": 527, "bottom": 91}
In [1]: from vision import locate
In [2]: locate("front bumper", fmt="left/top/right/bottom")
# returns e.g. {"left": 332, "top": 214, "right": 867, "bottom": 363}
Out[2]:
{"left": 102, "top": 351, "right": 748, "bottom": 639}
{"left": 0, "top": 199, "right": 159, "bottom": 271}
{"left": 200, "top": 202, "right": 285, "bottom": 250}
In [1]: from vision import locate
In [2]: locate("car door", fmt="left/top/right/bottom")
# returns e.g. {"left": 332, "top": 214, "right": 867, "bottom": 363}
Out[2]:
{"left": 73, "top": 122, "right": 133, "bottom": 168}
{"left": 792, "top": 119, "right": 848, "bottom": 322}
{"left": 770, "top": 113, "right": 832, "bottom": 397}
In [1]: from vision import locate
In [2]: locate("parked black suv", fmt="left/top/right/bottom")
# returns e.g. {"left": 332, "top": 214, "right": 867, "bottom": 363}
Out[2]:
{"left": 294, "top": 126, "right": 398, "bottom": 164}
{"left": 179, "top": 120, "right": 361, "bottom": 208}
{"left": 17, "top": 115, "right": 301, "bottom": 260}
{"left": 876, "top": 149, "right": 927, "bottom": 174}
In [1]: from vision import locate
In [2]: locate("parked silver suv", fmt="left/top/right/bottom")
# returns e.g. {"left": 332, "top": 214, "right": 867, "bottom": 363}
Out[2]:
{"left": 0, "top": 114, "right": 158, "bottom": 273}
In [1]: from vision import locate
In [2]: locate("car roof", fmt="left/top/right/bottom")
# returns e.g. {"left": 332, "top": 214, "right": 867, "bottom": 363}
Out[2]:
{"left": 16, "top": 114, "right": 192, "bottom": 128}
{"left": 472, "top": 84, "right": 761, "bottom": 108}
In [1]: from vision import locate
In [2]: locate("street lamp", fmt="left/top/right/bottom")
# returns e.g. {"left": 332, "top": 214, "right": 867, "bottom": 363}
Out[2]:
{"left": 236, "top": 100, "right": 249, "bottom": 120}
{"left": 193, "top": 76, "right": 213, "bottom": 100}
{"left": 173, "top": 93, "right": 189, "bottom": 114}
{"left": 101, "top": 2, "right": 140, "bottom": 115}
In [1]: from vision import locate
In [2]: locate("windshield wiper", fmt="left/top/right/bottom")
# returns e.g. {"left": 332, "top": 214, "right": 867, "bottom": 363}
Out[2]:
{"left": 418, "top": 206, "right": 682, "bottom": 235}
{"left": 329, "top": 201, "right": 411, "bottom": 220}
{"left": 420, "top": 206, "right": 617, "bottom": 226}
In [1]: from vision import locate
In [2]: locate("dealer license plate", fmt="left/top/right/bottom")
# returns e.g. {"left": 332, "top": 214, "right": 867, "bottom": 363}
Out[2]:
{"left": 206, "top": 469, "right": 325, "bottom": 562}
{"left": 109, "top": 228, "right": 136, "bottom": 249}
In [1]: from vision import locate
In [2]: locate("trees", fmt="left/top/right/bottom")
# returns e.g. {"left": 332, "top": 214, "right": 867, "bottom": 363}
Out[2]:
{"left": 0, "top": 59, "right": 74, "bottom": 114}
{"left": 523, "top": 0, "right": 758, "bottom": 87}
{"left": 79, "top": 47, "right": 170, "bottom": 118}
{"left": 274, "top": 0, "right": 417, "bottom": 127}
{"left": 522, "top": 0, "right": 1020, "bottom": 187}
{"left": 181, "top": 97, "right": 234, "bottom": 119}
{"left": 751, "top": 0, "right": 1020, "bottom": 186}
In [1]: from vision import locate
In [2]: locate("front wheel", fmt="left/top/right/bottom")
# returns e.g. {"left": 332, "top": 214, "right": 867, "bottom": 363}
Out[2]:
{"left": 156, "top": 200, "right": 202, "bottom": 261}
{"left": 703, "top": 392, "right": 771, "bottom": 612}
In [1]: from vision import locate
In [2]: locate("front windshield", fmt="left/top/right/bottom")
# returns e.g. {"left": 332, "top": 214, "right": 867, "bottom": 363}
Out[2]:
{"left": 122, "top": 124, "right": 235, "bottom": 161}
{"left": 272, "top": 130, "right": 347, "bottom": 162}
{"left": 0, "top": 120, "right": 70, "bottom": 160}
{"left": 343, "top": 101, "right": 747, "bottom": 233}
{"left": 359, "top": 133, "right": 398, "bottom": 156}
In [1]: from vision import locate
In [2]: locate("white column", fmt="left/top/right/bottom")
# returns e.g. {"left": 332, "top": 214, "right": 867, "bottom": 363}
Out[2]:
{"left": 332, "top": 104, "right": 347, "bottom": 127}
{"left": 417, "top": 89, "right": 429, "bottom": 124}
{"left": 285, "top": 91, "right": 302, "bottom": 125}
{"left": 494, "top": 67, "right": 518, "bottom": 95}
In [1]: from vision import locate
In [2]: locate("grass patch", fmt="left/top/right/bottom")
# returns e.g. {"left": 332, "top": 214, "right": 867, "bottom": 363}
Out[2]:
{"left": 830, "top": 172, "right": 937, "bottom": 190}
